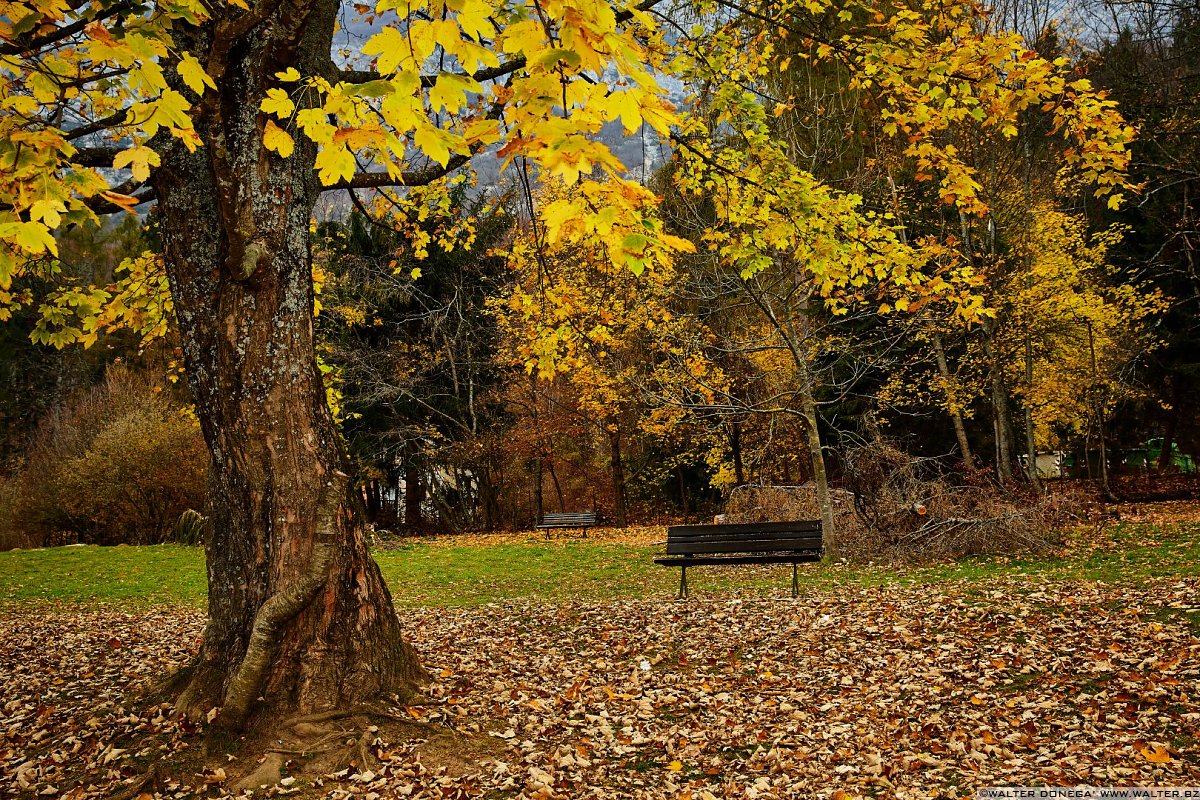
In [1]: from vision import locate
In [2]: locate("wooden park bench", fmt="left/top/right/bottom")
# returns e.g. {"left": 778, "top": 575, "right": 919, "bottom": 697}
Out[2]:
{"left": 536, "top": 511, "right": 598, "bottom": 537}
{"left": 654, "top": 520, "right": 823, "bottom": 599}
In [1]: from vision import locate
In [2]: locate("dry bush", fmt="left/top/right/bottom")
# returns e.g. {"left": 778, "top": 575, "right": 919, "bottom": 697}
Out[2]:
{"left": 8, "top": 368, "right": 207, "bottom": 546}
{"left": 0, "top": 473, "right": 37, "bottom": 550}
{"left": 839, "top": 437, "right": 1072, "bottom": 560}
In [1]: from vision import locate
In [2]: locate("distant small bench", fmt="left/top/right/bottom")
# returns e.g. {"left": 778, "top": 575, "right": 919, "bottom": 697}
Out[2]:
{"left": 536, "top": 511, "right": 598, "bottom": 537}
{"left": 654, "top": 521, "right": 823, "bottom": 599}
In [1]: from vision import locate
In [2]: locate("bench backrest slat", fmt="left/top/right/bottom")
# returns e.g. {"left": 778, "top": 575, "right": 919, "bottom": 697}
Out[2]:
{"left": 665, "top": 521, "right": 822, "bottom": 556}
{"left": 667, "top": 529, "right": 821, "bottom": 543}
{"left": 669, "top": 521, "right": 820, "bottom": 537}
{"left": 539, "top": 512, "right": 597, "bottom": 526}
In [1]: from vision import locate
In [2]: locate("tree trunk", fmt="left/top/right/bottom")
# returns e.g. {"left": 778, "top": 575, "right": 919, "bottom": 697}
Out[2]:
{"left": 546, "top": 459, "right": 565, "bottom": 512}
{"left": 1087, "top": 322, "right": 1118, "bottom": 502}
{"left": 1158, "top": 374, "right": 1180, "bottom": 473}
{"left": 677, "top": 465, "right": 690, "bottom": 515}
{"left": 983, "top": 325, "right": 1016, "bottom": 484}
{"left": 730, "top": 421, "right": 745, "bottom": 486}
{"left": 156, "top": 3, "right": 426, "bottom": 732}
{"left": 534, "top": 459, "right": 545, "bottom": 523}
{"left": 608, "top": 427, "right": 628, "bottom": 527}
{"left": 797, "top": 386, "right": 837, "bottom": 558}
{"left": 404, "top": 463, "right": 425, "bottom": 532}
{"left": 992, "top": 376, "right": 1017, "bottom": 484}
{"left": 929, "top": 332, "right": 975, "bottom": 471}
{"left": 365, "top": 480, "right": 382, "bottom": 523}
{"left": 1023, "top": 331, "right": 1043, "bottom": 493}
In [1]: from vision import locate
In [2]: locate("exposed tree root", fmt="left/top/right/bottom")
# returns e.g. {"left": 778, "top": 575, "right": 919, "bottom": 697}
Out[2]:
{"left": 111, "top": 765, "right": 160, "bottom": 800}
{"left": 232, "top": 752, "right": 285, "bottom": 793}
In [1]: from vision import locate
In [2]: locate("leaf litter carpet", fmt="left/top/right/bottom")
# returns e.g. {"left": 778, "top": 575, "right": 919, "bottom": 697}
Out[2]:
{"left": 2, "top": 578, "right": 1198, "bottom": 799}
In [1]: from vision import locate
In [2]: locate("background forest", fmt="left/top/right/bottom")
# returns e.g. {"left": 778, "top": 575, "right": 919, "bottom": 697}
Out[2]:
{"left": 1, "top": 0, "right": 1197, "bottom": 551}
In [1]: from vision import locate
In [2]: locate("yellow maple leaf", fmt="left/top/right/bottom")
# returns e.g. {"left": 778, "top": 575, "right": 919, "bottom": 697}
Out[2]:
{"left": 178, "top": 51, "right": 215, "bottom": 95}
{"left": 260, "top": 88, "right": 295, "bottom": 118}
{"left": 263, "top": 120, "right": 295, "bottom": 158}
{"left": 113, "top": 145, "right": 161, "bottom": 183}
{"left": 315, "top": 145, "right": 357, "bottom": 185}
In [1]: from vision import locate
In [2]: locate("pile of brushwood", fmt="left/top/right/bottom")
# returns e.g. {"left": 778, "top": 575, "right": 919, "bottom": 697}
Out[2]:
{"left": 724, "top": 436, "right": 1085, "bottom": 561}
{"left": 838, "top": 437, "right": 1081, "bottom": 560}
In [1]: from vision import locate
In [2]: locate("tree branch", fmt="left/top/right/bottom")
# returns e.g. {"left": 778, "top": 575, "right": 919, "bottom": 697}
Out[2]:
{"left": 64, "top": 109, "right": 131, "bottom": 141}
{"left": 73, "top": 146, "right": 122, "bottom": 167}
{"left": 0, "top": 2, "right": 137, "bottom": 57}
{"left": 340, "top": 56, "right": 529, "bottom": 89}
{"left": 332, "top": 153, "right": 472, "bottom": 190}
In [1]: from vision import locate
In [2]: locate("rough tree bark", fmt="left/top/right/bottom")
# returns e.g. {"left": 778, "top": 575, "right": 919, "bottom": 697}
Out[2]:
{"left": 156, "top": 2, "right": 426, "bottom": 733}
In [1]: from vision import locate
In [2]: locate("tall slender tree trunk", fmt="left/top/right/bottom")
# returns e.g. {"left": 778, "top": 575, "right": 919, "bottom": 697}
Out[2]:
{"left": 791, "top": 351, "right": 837, "bottom": 557}
{"left": 982, "top": 324, "right": 1015, "bottom": 484}
{"left": 676, "top": 465, "right": 690, "bottom": 515}
{"left": 1020, "top": 135, "right": 1042, "bottom": 493}
{"left": 1087, "top": 322, "right": 1118, "bottom": 502}
{"left": 730, "top": 421, "right": 745, "bottom": 486}
{"left": 608, "top": 427, "right": 628, "bottom": 527}
{"left": 1158, "top": 374, "right": 1180, "bottom": 473}
{"left": 546, "top": 459, "right": 565, "bottom": 512}
{"left": 798, "top": 388, "right": 836, "bottom": 558}
{"left": 404, "top": 464, "right": 425, "bottom": 532}
{"left": 1023, "top": 331, "right": 1043, "bottom": 493}
{"left": 158, "top": 3, "right": 425, "bottom": 732}
{"left": 992, "top": 375, "right": 1017, "bottom": 484}
{"left": 533, "top": 459, "right": 545, "bottom": 524}
{"left": 930, "top": 331, "right": 975, "bottom": 470}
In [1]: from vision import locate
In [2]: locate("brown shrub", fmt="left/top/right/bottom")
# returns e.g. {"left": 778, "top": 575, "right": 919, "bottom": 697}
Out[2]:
{"left": 6, "top": 368, "right": 207, "bottom": 546}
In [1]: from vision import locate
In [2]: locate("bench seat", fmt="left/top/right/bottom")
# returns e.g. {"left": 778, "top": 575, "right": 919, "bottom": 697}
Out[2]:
{"left": 536, "top": 511, "right": 598, "bottom": 536}
{"left": 655, "top": 520, "right": 823, "bottom": 598}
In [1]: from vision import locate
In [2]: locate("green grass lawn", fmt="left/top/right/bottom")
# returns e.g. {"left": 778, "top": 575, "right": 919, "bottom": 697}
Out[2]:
{"left": 0, "top": 520, "right": 1196, "bottom": 608}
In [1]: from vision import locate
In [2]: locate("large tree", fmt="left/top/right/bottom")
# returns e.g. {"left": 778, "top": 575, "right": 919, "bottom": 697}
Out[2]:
{"left": 0, "top": 0, "right": 683, "bottom": 735}
{"left": 0, "top": 0, "right": 1134, "bottom": 747}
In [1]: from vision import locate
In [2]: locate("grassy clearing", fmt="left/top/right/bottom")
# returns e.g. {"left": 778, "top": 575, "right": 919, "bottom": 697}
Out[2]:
{"left": 0, "top": 518, "right": 1196, "bottom": 608}
{"left": 0, "top": 543, "right": 207, "bottom": 606}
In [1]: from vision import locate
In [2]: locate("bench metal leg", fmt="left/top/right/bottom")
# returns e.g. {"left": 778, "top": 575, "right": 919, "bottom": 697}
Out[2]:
{"left": 792, "top": 562, "right": 798, "bottom": 598}
{"left": 678, "top": 566, "right": 689, "bottom": 600}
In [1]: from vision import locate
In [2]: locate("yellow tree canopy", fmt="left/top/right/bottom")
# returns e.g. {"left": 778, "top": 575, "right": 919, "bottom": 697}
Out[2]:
{"left": 0, "top": 0, "right": 1135, "bottom": 335}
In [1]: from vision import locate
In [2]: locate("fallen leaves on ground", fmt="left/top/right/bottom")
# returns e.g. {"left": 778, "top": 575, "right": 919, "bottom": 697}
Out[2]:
{"left": 2, "top": 576, "right": 1198, "bottom": 799}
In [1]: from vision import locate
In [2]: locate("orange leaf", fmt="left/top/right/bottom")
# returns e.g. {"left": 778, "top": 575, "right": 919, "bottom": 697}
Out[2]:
{"left": 1135, "top": 741, "right": 1172, "bottom": 764}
